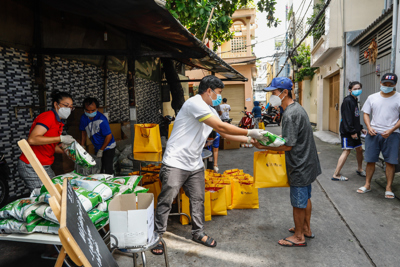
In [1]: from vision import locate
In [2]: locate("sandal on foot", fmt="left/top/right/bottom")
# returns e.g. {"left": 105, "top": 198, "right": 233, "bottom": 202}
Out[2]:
{"left": 356, "top": 170, "right": 366, "bottom": 177}
{"left": 288, "top": 228, "right": 315, "bottom": 238}
{"left": 278, "top": 238, "right": 307, "bottom": 247}
{"left": 332, "top": 175, "right": 348, "bottom": 181}
{"left": 192, "top": 233, "right": 217, "bottom": 248}
{"left": 150, "top": 242, "right": 164, "bottom": 255}
{"left": 385, "top": 191, "right": 395, "bottom": 199}
{"left": 357, "top": 186, "right": 371, "bottom": 194}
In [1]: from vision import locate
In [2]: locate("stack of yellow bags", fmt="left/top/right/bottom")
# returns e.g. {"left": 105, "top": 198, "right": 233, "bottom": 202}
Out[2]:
{"left": 180, "top": 168, "right": 259, "bottom": 225}
{"left": 129, "top": 163, "right": 163, "bottom": 205}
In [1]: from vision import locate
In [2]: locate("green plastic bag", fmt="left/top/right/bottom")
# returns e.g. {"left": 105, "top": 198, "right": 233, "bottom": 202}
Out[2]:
{"left": 258, "top": 131, "right": 286, "bottom": 147}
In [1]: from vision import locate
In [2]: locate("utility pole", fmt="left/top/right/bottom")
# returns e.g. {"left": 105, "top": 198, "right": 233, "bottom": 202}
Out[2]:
{"left": 291, "top": 12, "right": 298, "bottom": 102}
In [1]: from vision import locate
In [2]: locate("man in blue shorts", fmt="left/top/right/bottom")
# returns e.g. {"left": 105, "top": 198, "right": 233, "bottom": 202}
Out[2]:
{"left": 255, "top": 77, "right": 321, "bottom": 247}
{"left": 357, "top": 73, "right": 400, "bottom": 199}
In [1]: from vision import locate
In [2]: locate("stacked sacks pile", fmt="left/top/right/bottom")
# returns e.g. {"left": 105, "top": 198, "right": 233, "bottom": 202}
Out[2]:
{"left": 0, "top": 171, "right": 148, "bottom": 235}
{"left": 180, "top": 169, "right": 259, "bottom": 225}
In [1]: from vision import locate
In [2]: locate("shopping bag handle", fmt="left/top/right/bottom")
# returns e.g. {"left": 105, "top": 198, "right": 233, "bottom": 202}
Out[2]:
{"left": 140, "top": 125, "right": 151, "bottom": 138}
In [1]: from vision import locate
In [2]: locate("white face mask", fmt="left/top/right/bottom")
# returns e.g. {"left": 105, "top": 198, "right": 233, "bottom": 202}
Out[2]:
{"left": 269, "top": 91, "right": 285, "bottom": 107}
{"left": 58, "top": 106, "right": 71, "bottom": 119}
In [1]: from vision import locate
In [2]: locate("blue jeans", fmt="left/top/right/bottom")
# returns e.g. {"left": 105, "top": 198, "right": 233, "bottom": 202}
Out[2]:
{"left": 290, "top": 184, "right": 312, "bottom": 209}
{"left": 365, "top": 133, "right": 400, "bottom": 165}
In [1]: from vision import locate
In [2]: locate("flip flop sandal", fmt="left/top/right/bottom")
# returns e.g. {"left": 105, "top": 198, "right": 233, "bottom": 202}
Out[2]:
{"left": 150, "top": 242, "right": 164, "bottom": 255}
{"left": 192, "top": 233, "right": 217, "bottom": 248}
{"left": 288, "top": 228, "right": 315, "bottom": 238}
{"left": 357, "top": 186, "right": 371, "bottom": 194}
{"left": 356, "top": 170, "right": 366, "bottom": 177}
{"left": 385, "top": 191, "right": 395, "bottom": 199}
{"left": 278, "top": 238, "right": 307, "bottom": 247}
{"left": 331, "top": 175, "right": 348, "bottom": 181}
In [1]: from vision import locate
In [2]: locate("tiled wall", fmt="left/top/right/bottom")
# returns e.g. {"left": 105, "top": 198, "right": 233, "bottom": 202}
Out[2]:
{"left": 0, "top": 46, "right": 129, "bottom": 198}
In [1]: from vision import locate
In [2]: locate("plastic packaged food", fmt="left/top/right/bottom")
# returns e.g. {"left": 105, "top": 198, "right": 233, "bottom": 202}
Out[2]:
{"left": 62, "top": 141, "right": 96, "bottom": 168}
{"left": 258, "top": 131, "right": 286, "bottom": 147}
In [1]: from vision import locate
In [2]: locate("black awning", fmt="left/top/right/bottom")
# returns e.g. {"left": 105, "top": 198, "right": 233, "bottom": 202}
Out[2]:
{"left": 40, "top": 0, "right": 247, "bottom": 81}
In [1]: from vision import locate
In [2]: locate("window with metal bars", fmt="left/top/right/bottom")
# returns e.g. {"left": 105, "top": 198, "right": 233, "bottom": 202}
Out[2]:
{"left": 231, "top": 36, "right": 247, "bottom": 53}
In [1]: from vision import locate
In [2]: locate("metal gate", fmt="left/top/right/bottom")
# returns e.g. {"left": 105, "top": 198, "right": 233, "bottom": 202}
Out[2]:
{"left": 359, "top": 19, "right": 392, "bottom": 126}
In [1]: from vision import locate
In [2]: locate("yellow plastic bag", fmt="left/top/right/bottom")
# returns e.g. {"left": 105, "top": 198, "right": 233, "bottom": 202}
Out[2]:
{"left": 168, "top": 122, "right": 174, "bottom": 138}
{"left": 204, "top": 191, "right": 212, "bottom": 221}
{"left": 134, "top": 124, "right": 162, "bottom": 153}
{"left": 253, "top": 151, "right": 289, "bottom": 188}
{"left": 143, "top": 180, "right": 161, "bottom": 207}
{"left": 259, "top": 122, "right": 265, "bottom": 130}
{"left": 206, "top": 186, "right": 227, "bottom": 216}
{"left": 180, "top": 190, "right": 191, "bottom": 225}
{"left": 232, "top": 181, "right": 259, "bottom": 209}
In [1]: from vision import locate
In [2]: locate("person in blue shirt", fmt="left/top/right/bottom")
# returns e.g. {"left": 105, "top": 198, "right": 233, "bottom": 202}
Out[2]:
{"left": 252, "top": 101, "right": 262, "bottom": 129}
{"left": 80, "top": 97, "right": 116, "bottom": 174}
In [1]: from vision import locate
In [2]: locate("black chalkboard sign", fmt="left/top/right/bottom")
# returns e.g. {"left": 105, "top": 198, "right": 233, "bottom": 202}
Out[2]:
{"left": 59, "top": 180, "right": 118, "bottom": 267}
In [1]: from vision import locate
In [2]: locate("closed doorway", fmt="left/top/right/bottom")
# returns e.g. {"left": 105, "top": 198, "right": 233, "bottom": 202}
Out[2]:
{"left": 329, "top": 74, "right": 340, "bottom": 133}
{"left": 221, "top": 84, "right": 245, "bottom": 125}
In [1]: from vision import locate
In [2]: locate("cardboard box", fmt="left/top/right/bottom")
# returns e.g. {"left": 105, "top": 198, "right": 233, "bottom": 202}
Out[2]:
{"left": 109, "top": 193, "right": 154, "bottom": 247}
{"left": 221, "top": 138, "right": 241, "bottom": 150}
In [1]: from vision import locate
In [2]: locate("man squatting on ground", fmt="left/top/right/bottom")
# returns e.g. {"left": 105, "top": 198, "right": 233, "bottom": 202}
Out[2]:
{"left": 151, "top": 75, "right": 268, "bottom": 255}
{"left": 254, "top": 77, "right": 321, "bottom": 247}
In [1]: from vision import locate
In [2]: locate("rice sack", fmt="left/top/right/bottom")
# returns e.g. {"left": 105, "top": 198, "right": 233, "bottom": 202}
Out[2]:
{"left": 0, "top": 198, "right": 41, "bottom": 223}
{"left": 73, "top": 180, "right": 119, "bottom": 201}
{"left": 62, "top": 141, "right": 96, "bottom": 168}
{"left": 258, "top": 131, "right": 286, "bottom": 147}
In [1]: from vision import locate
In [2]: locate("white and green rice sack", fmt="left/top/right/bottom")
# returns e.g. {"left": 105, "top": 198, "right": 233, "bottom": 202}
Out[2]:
{"left": 0, "top": 198, "right": 41, "bottom": 223}
{"left": 133, "top": 186, "right": 149, "bottom": 195}
{"left": 107, "top": 175, "right": 142, "bottom": 194}
{"left": 36, "top": 186, "right": 102, "bottom": 212}
{"left": 33, "top": 219, "right": 59, "bottom": 234}
{"left": 258, "top": 131, "right": 286, "bottom": 147}
{"left": 88, "top": 174, "right": 114, "bottom": 180}
{"left": 95, "top": 218, "right": 109, "bottom": 229}
{"left": 39, "top": 172, "right": 83, "bottom": 194}
{"left": 73, "top": 180, "right": 119, "bottom": 201}
{"left": 87, "top": 209, "right": 109, "bottom": 225}
{"left": 34, "top": 204, "right": 59, "bottom": 224}
{"left": 62, "top": 141, "right": 96, "bottom": 168}
{"left": 0, "top": 218, "right": 42, "bottom": 234}
{"left": 96, "top": 199, "right": 113, "bottom": 212}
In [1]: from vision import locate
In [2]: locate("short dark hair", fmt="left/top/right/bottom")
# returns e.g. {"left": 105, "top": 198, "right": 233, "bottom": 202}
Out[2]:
{"left": 222, "top": 98, "right": 227, "bottom": 103}
{"left": 83, "top": 97, "right": 99, "bottom": 109}
{"left": 278, "top": 88, "right": 292, "bottom": 99}
{"left": 198, "top": 75, "right": 224, "bottom": 95}
{"left": 348, "top": 81, "right": 362, "bottom": 90}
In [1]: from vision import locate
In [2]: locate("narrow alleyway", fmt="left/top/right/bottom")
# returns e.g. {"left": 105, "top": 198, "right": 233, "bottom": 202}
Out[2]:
{"left": 0, "top": 126, "right": 399, "bottom": 267}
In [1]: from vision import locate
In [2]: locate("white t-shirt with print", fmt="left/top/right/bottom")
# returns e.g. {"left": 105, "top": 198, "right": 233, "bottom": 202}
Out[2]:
{"left": 362, "top": 91, "right": 400, "bottom": 134}
{"left": 220, "top": 104, "right": 231, "bottom": 120}
{"left": 163, "top": 94, "right": 220, "bottom": 171}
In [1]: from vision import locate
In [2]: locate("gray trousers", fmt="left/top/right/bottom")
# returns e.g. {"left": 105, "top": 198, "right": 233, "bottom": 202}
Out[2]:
{"left": 17, "top": 159, "right": 55, "bottom": 192}
{"left": 155, "top": 164, "right": 205, "bottom": 238}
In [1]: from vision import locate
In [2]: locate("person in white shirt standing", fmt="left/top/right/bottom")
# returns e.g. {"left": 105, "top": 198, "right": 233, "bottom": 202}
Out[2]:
{"left": 151, "top": 75, "right": 267, "bottom": 255}
{"left": 220, "top": 98, "right": 231, "bottom": 122}
{"left": 357, "top": 73, "right": 400, "bottom": 199}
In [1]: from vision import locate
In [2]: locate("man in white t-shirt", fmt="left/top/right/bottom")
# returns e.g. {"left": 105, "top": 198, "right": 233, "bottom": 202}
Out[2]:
{"left": 357, "top": 73, "right": 400, "bottom": 199}
{"left": 151, "top": 75, "right": 267, "bottom": 255}
{"left": 220, "top": 98, "right": 231, "bottom": 121}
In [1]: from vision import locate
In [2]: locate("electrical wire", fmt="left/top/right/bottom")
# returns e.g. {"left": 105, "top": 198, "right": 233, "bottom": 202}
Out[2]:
{"left": 268, "top": 0, "right": 332, "bottom": 84}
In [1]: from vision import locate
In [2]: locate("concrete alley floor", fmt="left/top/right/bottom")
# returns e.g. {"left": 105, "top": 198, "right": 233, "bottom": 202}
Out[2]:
{"left": 1, "top": 126, "right": 399, "bottom": 266}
